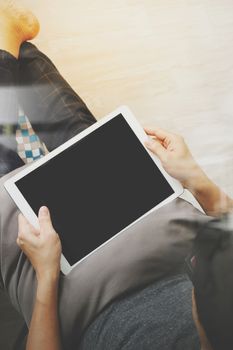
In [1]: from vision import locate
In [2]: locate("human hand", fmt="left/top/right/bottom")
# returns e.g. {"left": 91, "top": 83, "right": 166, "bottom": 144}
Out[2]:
{"left": 144, "top": 127, "right": 205, "bottom": 189}
{"left": 17, "top": 207, "right": 62, "bottom": 282}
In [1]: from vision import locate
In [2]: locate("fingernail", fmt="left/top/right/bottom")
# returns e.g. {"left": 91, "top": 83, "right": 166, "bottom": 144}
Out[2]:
{"left": 39, "top": 206, "right": 48, "bottom": 217}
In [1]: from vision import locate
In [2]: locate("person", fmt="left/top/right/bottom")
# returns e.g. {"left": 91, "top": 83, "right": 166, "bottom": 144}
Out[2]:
{"left": 0, "top": 2, "right": 232, "bottom": 349}
{"left": 16, "top": 131, "right": 233, "bottom": 350}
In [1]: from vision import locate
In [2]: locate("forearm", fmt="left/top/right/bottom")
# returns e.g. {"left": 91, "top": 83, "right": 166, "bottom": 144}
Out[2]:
{"left": 185, "top": 170, "right": 233, "bottom": 217}
{"left": 26, "top": 275, "right": 62, "bottom": 350}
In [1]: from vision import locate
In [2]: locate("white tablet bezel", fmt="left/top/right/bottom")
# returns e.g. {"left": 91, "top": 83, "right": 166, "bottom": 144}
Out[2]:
{"left": 4, "top": 105, "right": 183, "bottom": 275}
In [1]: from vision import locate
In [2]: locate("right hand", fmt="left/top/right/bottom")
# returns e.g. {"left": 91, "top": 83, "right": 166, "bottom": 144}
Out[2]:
{"left": 144, "top": 127, "right": 205, "bottom": 189}
{"left": 17, "top": 206, "right": 62, "bottom": 282}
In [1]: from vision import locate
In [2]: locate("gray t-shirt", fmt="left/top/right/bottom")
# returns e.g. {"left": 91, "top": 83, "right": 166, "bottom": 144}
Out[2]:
{"left": 79, "top": 274, "right": 200, "bottom": 350}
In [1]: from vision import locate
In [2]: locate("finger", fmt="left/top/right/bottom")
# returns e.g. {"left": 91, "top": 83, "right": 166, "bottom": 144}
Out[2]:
{"left": 145, "top": 139, "right": 167, "bottom": 160}
{"left": 18, "top": 214, "right": 38, "bottom": 245}
{"left": 144, "top": 127, "right": 173, "bottom": 142}
{"left": 144, "top": 127, "right": 158, "bottom": 136}
{"left": 16, "top": 237, "right": 23, "bottom": 247}
{"left": 16, "top": 237, "right": 25, "bottom": 248}
{"left": 18, "top": 214, "right": 29, "bottom": 238}
{"left": 18, "top": 214, "right": 39, "bottom": 237}
{"left": 38, "top": 206, "right": 55, "bottom": 235}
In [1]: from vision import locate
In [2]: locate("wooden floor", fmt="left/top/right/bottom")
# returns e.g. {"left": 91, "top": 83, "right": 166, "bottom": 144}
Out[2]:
{"left": 28, "top": 0, "right": 233, "bottom": 197}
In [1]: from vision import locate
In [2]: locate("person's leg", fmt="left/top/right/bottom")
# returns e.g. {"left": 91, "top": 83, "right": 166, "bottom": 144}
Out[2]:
{"left": 0, "top": 144, "right": 23, "bottom": 177}
{"left": 18, "top": 42, "right": 97, "bottom": 151}
{"left": 78, "top": 275, "right": 200, "bottom": 350}
{"left": 0, "top": 2, "right": 40, "bottom": 176}
{"left": 0, "top": 289, "right": 27, "bottom": 350}
{"left": 0, "top": 48, "right": 24, "bottom": 176}
{"left": 0, "top": 167, "right": 214, "bottom": 349}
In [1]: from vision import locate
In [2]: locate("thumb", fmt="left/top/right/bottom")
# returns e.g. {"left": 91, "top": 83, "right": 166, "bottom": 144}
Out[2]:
{"left": 38, "top": 206, "right": 54, "bottom": 234}
{"left": 145, "top": 139, "right": 167, "bottom": 161}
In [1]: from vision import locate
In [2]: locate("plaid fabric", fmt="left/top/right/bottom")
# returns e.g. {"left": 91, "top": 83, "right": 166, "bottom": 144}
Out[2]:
{"left": 16, "top": 112, "right": 47, "bottom": 164}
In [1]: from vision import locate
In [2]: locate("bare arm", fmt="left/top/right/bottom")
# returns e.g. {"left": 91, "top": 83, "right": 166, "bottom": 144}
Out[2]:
{"left": 184, "top": 170, "right": 233, "bottom": 217}
{"left": 144, "top": 127, "right": 233, "bottom": 217}
{"left": 26, "top": 276, "right": 61, "bottom": 350}
{"left": 17, "top": 207, "right": 62, "bottom": 350}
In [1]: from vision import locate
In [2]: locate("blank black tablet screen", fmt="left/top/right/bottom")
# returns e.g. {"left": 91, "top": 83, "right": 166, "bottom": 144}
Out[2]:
{"left": 16, "top": 114, "right": 174, "bottom": 265}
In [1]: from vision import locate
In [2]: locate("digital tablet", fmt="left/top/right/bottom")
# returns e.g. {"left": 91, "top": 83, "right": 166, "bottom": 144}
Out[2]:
{"left": 4, "top": 106, "right": 183, "bottom": 274}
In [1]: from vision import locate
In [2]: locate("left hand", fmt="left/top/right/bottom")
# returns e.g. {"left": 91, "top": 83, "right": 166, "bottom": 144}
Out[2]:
{"left": 144, "top": 127, "right": 204, "bottom": 189}
{"left": 17, "top": 207, "right": 62, "bottom": 281}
